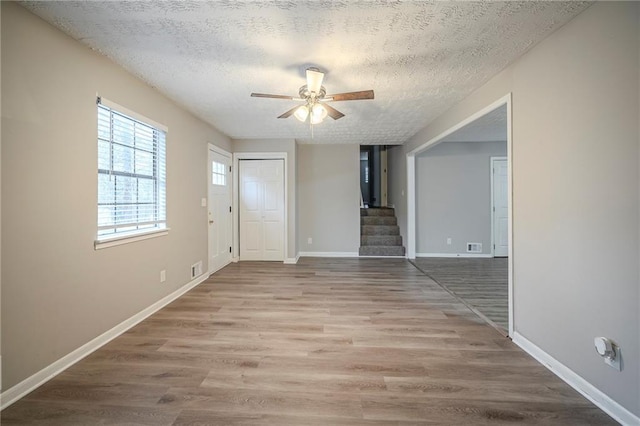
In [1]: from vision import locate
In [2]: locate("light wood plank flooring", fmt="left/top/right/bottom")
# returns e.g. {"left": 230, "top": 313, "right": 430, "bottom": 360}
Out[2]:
{"left": 2, "top": 258, "right": 613, "bottom": 425}
{"left": 413, "top": 257, "right": 509, "bottom": 333}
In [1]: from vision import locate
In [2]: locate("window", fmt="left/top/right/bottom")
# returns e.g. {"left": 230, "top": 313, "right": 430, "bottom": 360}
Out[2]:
{"left": 211, "top": 160, "right": 226, "bottom": 186}
{"left": 96, "top": 97, "right": 167, "bottom": 245}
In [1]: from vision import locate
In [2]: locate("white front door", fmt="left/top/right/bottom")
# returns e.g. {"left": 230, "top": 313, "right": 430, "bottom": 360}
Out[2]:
{"left": 239, "top": 159, "right": 284, "bottom": 261}
{"left": 208, "top": 147, "right": 232, "bottom": 273}
{"left": 492, "top": 158, "right": 508, "bottom": 257}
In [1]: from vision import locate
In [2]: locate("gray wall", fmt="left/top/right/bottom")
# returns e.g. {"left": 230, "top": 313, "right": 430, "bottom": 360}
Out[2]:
{"left": 0, "top": 3, "right": 3, "bottom": 390}
{"left": 1, "top": 3, "right": 231, "bottom": 390}
{"left": 232, "top": 138, "right": 297, "bottom": 259}
{"left": 297, "top": 144, "right": 360, "bottom": 254}
{"left": 389, "top": 2, "right": 639, "bottom": 416}
{"left": 416, "top": 141, "right": 506, "bottom": 255}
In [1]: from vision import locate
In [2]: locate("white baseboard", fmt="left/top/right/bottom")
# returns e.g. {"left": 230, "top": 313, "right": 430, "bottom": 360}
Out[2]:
{"left": 512, "top": 332, "right": 639, "bottom": 425}
{"left": 283, "top": 255, "right": 299, "bottom": 264}
{"left": 0, "top": 273, "right": 210, "bottom": 411}
{"left": 359, "top": 255, "right": 407, "bottom": 259}
{"left": 416, "top": 252, "right": 493, "bottom": 258}
{"left": 298, "top": 251, "right": 359, "bottom": 258}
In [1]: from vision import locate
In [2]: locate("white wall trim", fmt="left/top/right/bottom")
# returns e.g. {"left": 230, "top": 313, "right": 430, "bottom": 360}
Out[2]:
{"left": 233, "top": 152, "right": 288, "bottom": 262}
{"left": 207, "top": 143, "right": 233, "bottom": 274}
{"left": 298, "top": 251, "right": 359, "bottom": 258}
{"left": 406, "top": 155, "right": 416, "bottom": 259}
{"left": 208, "top": 143, "right": 232, "bottom": 159}
{"left": 407, "top": 93, "right": 514, "bottom": 337}
{"left": 0, "top": 273, "right": 211, "bottom": 410}
{"left": 283, "top": 255, "right": 300, "bottom": 264}
{"left": 490, "top": 156, "right": 508, "bottom": 257}
{"left": 512, "top": 332, "right": 639, "bottom": 426}
{"left": 416, "top": 252, "right": 493, "bottom": 258}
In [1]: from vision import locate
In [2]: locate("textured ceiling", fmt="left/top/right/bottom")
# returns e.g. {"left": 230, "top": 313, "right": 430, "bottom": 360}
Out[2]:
{"left": 21, "top": 1, "right": 590, "bottom": 145}
{"left": 441, "top": 104, "right": 507, "bottom": 143}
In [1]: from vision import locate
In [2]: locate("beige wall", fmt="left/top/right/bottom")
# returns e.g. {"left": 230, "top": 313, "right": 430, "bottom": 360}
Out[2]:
{"left": 297, "top": 144, "right": 360, "bottom": 254}
{"left": 416, "top": 141, "right": 506, "bottom": 255}
{"left": 232, "top": 138, "right": 297, "bottom": 259}
{"left": 1, "top": 2, "right": 231, "bottom": 390}
{"left": 390, "top": 2, "right": 639, "bottom": 416}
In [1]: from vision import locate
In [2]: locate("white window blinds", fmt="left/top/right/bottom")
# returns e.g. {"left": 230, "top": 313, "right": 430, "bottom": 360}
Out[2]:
{"left": 97, "top": 98, "right": 167, "bottom": 239}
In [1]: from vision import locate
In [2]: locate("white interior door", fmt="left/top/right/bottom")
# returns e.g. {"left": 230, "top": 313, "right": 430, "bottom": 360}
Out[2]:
{"left": 208, "top": 148, "right": 232, "bottom": 273}
{"left": 239, "top": 159, "right": 284, "bottom": 261}
{"left": 492, "top": 158, "right": 508, "bottom": 257}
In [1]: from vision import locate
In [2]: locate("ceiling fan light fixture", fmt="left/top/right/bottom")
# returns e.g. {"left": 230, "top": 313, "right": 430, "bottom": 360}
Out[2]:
{"left": 311, "top": 103, "right": 328, "bottom": 124}
{"left": 294, "top": 105, "right": 309, "bottom": 122}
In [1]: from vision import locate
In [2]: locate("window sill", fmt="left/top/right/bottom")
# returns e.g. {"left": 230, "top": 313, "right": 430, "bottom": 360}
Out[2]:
{"left": 94, "top": 228, "right": 170, "bottom": 250}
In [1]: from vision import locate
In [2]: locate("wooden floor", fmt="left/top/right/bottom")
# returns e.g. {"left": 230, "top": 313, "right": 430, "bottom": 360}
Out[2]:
{"left": 413, "top": 257, "right": 509, "bottom": 333}
{"left": 2, "top": 258, "right": 614, "bottom": 425}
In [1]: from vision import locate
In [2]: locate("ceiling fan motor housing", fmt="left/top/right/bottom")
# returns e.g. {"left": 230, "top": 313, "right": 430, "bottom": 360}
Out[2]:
{"left": 299, "top": 84, "right": 326, "bottom": 101}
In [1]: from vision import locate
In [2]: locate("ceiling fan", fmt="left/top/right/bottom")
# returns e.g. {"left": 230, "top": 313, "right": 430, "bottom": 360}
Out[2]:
{"left": 251, "top": 67, "right": 374, "bottom": 125}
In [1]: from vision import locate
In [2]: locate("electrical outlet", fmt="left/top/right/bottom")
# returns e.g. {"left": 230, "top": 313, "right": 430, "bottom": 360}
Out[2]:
{"left": 160, "top": 270, "right": 166, "bottom": 283}
{"left": 308, "top": 237, "right": 312, "bottom": 245}
{"left": 447, "top": 238, "right": 452, "bottom": 245}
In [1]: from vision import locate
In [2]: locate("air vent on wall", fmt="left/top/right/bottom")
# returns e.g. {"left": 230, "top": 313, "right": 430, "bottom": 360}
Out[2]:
{"left": 191, "top": 261, "right": 203, "bottom": 279}
{"left": 467, "top": 243, "right": 482, "bottom": 253}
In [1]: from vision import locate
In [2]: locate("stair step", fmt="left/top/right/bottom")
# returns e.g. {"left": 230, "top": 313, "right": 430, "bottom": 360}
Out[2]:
{"left": 361, "top": 235, "right": 403, "bottom": 246}
{"left": 361, "top": 216, "right": 397, "bottom": 226}
{"left": 361, "top": 207, "right": 395, "bottom": 217}
{"left": 361, "top": 225, "right": 400, "bottom": 236}
{"left": 359, "top": 246, "right": 406, "bottom": 256}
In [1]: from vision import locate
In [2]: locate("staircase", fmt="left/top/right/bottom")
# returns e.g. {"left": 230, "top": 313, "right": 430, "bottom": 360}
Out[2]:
{"left": 359, "top": 207, "right": 406, "bottom": 256}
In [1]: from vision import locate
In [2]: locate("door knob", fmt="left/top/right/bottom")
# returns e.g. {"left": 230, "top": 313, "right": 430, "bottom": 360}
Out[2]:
{"left": 209, "top": 220, "right": 214, "bottom": 224}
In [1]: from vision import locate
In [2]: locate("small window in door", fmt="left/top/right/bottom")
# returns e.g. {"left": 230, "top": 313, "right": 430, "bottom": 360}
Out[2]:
{"left": 212, "top": 161, "right": 226, "bottom": 186}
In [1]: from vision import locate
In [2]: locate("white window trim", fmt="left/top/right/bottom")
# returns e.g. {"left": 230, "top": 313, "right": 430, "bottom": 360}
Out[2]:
{"left": 94, "top": 95, "right": 168, "bottom": 250}
{"left": 95, "top": 228, "right": 170, "bottom": 250}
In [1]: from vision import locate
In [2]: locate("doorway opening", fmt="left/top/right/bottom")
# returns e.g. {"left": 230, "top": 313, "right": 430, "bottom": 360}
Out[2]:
{"left": 407, "top": 94, "right": 513, "bottom": 336}
{"left": 360, "top": 145, "right": 388, "bottom": 208}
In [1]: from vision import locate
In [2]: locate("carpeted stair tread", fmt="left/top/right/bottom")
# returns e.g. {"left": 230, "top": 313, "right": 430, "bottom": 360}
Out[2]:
{"left": 359, "top": 246, "right": 406, "bottom": 256}
{"left": 360, "top": 207, "right": 395, "bottom": 217}
{"left": 361, "top": 216, "right": 397, "bottom": 225}
{"left": 361, "top": 225, "right": 400, "bottom": 236}
{"left": 361, "top": 235, "right": 403, "bottom": 246}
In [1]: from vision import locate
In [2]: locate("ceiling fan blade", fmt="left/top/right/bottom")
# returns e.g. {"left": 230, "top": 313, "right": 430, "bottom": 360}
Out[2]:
{"left": 251, "top": 93, "right": 295, "bottom": 100}
{"left": 306, "top": 68, "right": 325, "bottom": 94}
{"left": 325, "top": 90, "right": 374, "bottom": 101}
{"left": 321, "top": 103, "right": 345, "bottom": 120}
{"left": 278, "top": 106, "right": 300, "bottom": 119}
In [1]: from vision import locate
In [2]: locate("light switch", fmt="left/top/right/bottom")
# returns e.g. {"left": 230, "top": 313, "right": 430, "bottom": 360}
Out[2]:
{"left": 201, "top": 198, "right": 207, "bottom": 207}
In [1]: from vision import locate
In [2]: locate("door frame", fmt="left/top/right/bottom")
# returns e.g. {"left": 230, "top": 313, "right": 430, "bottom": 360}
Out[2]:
{"left": 406, "top": 93, "right": 514, "bottom": 337}
{"left": 490, "top": 156, "right": 508, "bottom": 258}
{"left": 207, "top": 143, "right": 233, "bottom": 274}
{"left": 233, "top": 152, "right": 288, "bottom": 262}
